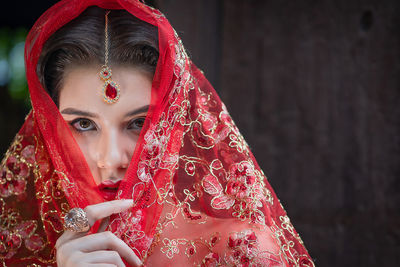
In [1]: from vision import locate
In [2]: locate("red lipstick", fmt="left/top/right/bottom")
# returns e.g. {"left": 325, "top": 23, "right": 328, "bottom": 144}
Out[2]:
{"left": 97, "top": 180, "right": 121, "bottom": 201}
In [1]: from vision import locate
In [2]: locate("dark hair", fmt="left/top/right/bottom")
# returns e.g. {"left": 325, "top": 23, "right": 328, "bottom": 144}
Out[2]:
{"left": 37, "top": 6, "right": 159, "bottom": 105}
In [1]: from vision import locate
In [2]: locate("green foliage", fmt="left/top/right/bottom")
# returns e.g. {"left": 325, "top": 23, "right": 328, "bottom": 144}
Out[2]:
{"left": 0, "top": 27, "right": 30, "bottom": 108}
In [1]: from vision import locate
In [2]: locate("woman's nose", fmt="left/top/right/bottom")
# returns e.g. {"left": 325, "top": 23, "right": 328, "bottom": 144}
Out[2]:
{"left": 96, "top": 129, "right": 129, "bottom": 169}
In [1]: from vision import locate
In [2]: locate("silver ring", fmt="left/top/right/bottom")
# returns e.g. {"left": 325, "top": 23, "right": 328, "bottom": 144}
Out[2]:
{"left": 64, "top": 208, "right": 90, "bottom": 233}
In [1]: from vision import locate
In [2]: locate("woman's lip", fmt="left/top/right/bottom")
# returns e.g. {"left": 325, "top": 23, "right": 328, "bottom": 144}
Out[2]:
{"left": 98, "top": 180, "right": 122, "bottom": 190}
{"left": 97, "top": 180, "right": 121, "bottom": 201}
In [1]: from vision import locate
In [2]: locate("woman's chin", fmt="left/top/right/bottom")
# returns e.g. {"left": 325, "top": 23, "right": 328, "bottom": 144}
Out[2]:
{"left": 99, "top": 189, "right": 118, "bottom": 201}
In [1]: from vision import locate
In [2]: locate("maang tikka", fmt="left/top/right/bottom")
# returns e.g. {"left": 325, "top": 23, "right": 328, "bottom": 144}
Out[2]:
{"left": 99, "top": 10, "right": 120, "bottom": 104}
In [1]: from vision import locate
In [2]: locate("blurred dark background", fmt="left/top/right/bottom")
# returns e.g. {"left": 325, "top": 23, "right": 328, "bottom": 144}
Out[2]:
{"left": 1, "top": 0, "right": 399, "bottom": 266}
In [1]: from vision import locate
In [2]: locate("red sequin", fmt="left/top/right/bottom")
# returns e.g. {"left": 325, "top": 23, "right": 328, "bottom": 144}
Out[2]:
{"left": 106, "top": 83, "right": 117, "bottom": 99}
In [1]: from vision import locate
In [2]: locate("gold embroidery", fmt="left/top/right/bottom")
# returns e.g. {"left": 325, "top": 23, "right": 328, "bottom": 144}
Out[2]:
{"left": 160, "top": 238, "right": 187, "bottom": 259}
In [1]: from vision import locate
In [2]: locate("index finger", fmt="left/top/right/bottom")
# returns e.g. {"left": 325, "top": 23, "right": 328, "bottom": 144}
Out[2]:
{"left": 84, "top": 199, "right": 134, "bottom": 226}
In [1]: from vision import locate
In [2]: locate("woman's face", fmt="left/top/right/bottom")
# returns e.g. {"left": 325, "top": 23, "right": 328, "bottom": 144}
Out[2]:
{"left": 59, "top": 66, "right": 152, "bottom": 188}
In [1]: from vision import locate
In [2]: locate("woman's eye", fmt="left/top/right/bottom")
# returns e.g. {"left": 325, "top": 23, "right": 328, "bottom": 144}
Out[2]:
{"left": 71, "top": 119, "right": 96, "bottom": 132}
{"left": 128, "top": 117, "right": 145, "bottom": 130}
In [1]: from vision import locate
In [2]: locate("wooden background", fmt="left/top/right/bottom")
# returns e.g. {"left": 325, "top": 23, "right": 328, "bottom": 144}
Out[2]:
{"left": 1, "top": 0, "right": 399, "bottom": 266}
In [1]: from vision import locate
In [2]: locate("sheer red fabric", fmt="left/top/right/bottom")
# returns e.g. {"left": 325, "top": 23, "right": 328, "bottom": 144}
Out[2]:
{"left": 0, "top": 0, "right": 314, "bottom": 266}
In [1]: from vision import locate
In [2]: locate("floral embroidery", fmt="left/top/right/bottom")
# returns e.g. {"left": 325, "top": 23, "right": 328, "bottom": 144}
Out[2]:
{"left": 0, "top": 200, "right": 46, "bottom": 259}
{"left": 184, "top": 242, "right": 197, "bottom": 257}
{"left": 0, "top": 137, "right": 34, "bottom": 198}
{"left": 201, "top": 161, "right": 271, "bottom": 226}
{"left": 224, "top": 230, "right": 285, "bottom": 267}
{"left": 0, "top": 132, "right": 47, "bottom": 259}
{"left": 201, "top": 252, "right": 221, "bottom": 267}
{"left": 228, "top": 133, "right": 248, "bottom": 154}
{"left": 0, "top": 116, "right": 69, "bottom": 264}
{"left": 160, "top": 238, "right": 187, "bottom": 259}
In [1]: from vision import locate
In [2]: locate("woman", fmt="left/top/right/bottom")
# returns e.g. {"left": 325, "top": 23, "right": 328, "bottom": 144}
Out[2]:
{"left": 0, "top": 0, "right": 314, "bottom": 266}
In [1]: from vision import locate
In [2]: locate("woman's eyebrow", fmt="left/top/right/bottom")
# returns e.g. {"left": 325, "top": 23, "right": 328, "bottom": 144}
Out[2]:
{"left": 60, "top": 108, "right": 98, "bottom": 118}
{"left": 124, "top": 105, "right": 150, "bottom": 117}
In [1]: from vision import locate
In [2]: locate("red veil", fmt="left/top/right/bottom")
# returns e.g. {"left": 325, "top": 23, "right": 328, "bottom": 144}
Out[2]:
{"left": 0, "top": 0, "right": 314, "bottom": 266}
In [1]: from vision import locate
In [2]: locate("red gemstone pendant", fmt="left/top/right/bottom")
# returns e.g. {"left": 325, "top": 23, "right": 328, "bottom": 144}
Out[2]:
{"left": 106, "top": 83, "right": 117, "bottom": 98}
{"left": 103, "top": 80, "right": 120, "bottom": 103}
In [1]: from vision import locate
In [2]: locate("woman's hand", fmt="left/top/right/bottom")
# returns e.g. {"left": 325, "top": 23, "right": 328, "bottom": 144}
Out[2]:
{"left": 56, "top": 199, "right": 142, "bottom": 267}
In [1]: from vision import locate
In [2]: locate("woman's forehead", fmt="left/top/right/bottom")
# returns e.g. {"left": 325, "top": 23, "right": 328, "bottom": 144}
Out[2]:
{"left": 59, "top": 66, "right": 152, "bottom": 119}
